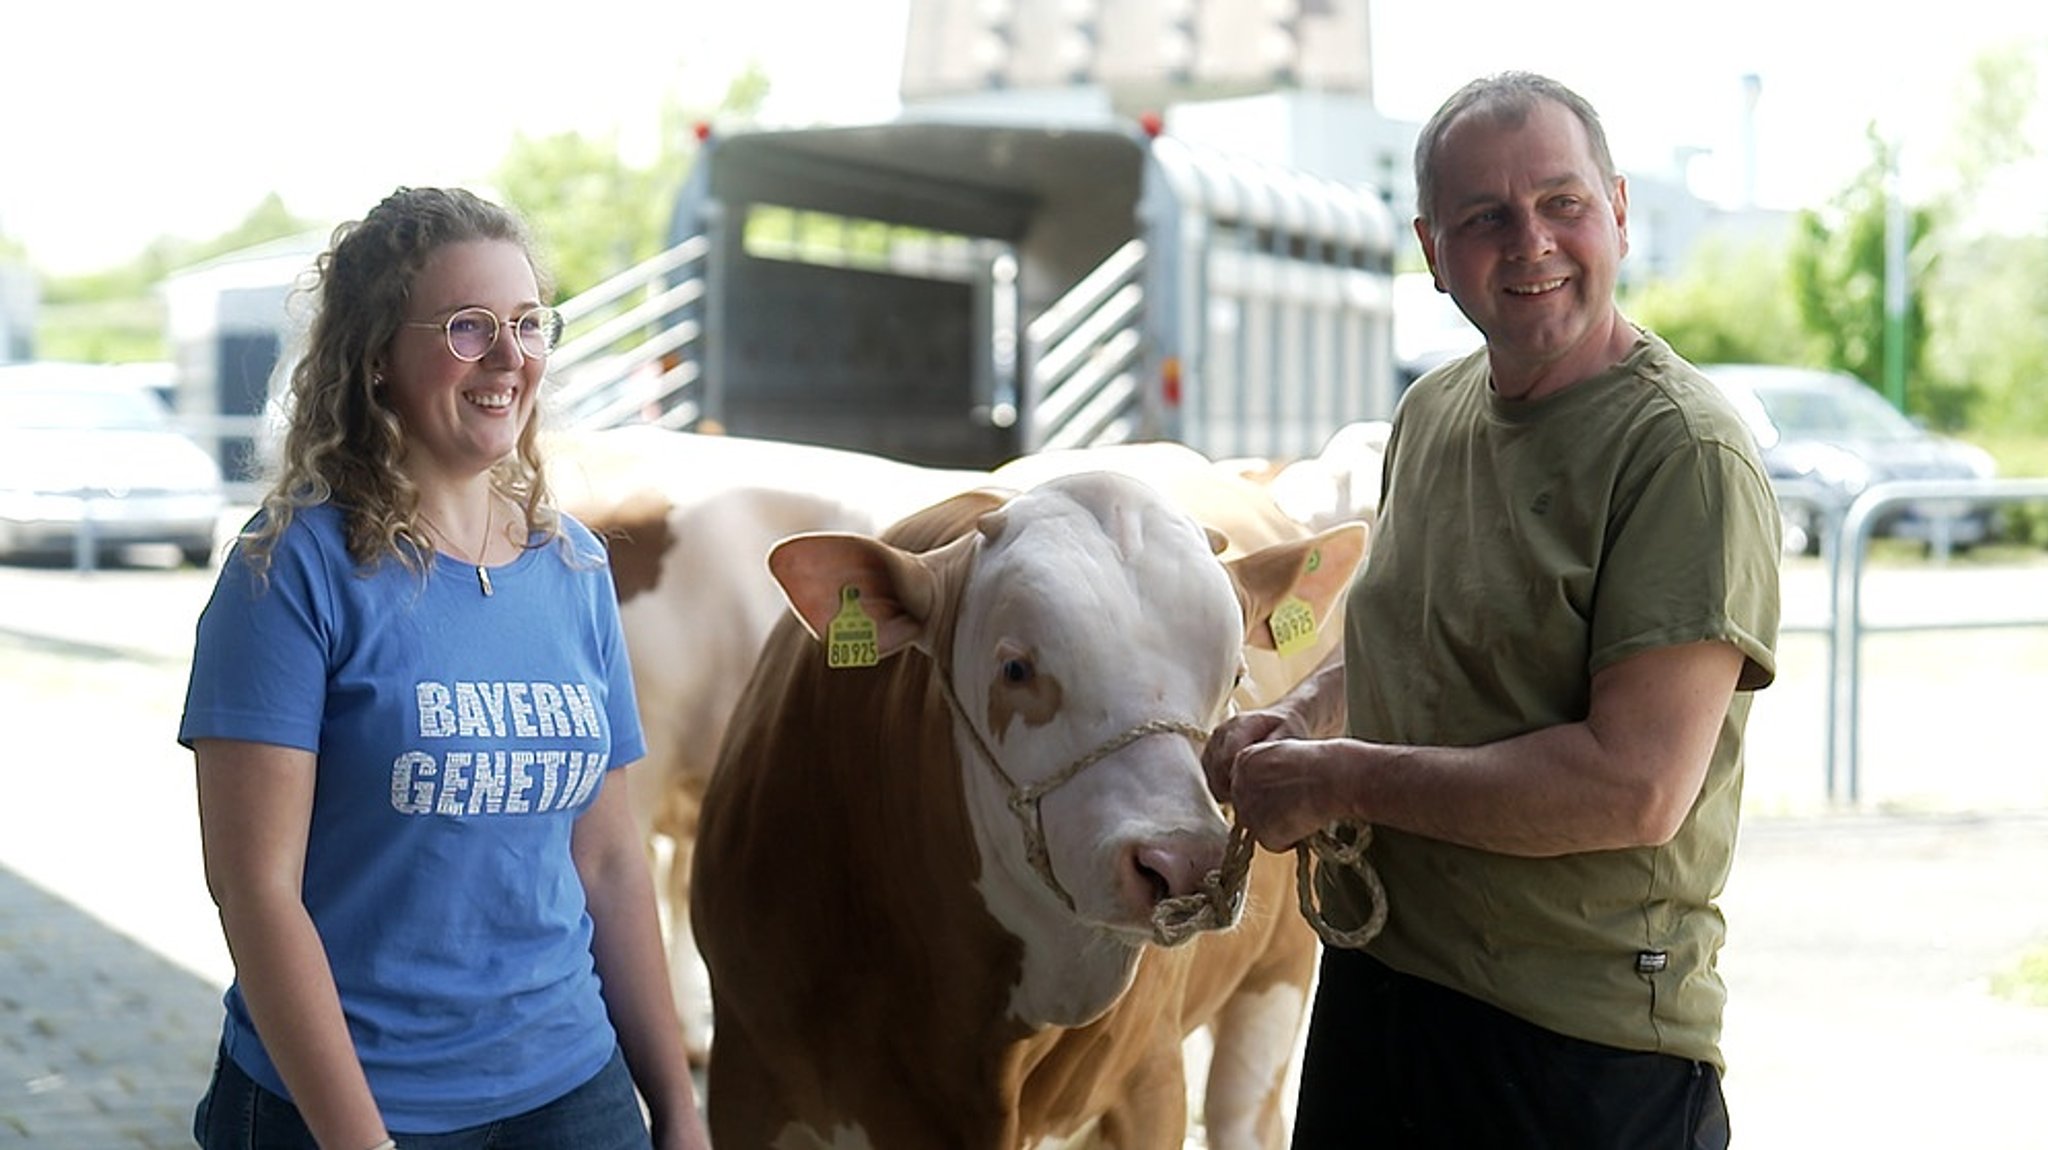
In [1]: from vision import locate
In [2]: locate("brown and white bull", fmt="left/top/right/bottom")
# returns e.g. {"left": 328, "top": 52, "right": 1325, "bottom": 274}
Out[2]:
{"left": 692, "top": 472, "right": 1366, "bottom": 1148}
{"left": 547, "top": 426, "right": 986, "bottom": 1059}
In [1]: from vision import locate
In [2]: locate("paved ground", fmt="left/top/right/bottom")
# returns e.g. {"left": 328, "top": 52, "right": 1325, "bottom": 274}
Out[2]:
{"left": 1718, "top": 813, "right": 2048, "bottom": 1149}
{"left": 1, "top": 556, "right": 2046, "bottom": 1147}
{"left": 0, "top": 862, "right": 220, "bottom": 1148}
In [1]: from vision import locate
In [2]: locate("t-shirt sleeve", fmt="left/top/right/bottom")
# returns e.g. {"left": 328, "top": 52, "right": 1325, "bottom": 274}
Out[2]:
{"left": 1590, "top": 437, "right": 1782, "bottom": 691}
{"left": 178, "top": 528, "right": 334, "bottom": 751}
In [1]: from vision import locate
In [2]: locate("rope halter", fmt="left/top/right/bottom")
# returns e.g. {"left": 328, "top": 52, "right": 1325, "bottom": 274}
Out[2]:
{"left": 933, "top": 667, "right": 1387, "bottom": 950}
{"left": 935, "top": 667, "right": 1209, "bottom": 929}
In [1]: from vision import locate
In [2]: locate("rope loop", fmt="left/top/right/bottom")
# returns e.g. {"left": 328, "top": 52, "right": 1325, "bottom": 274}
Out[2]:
{"left": 1295, "top": 823, "right": 1388, "bottom": 949}
{"left": 1151, "top": 824, "right": 1256, "bottom": 947}
{"left": 1152, "top": 820, "right": 1388, "bottom": 950}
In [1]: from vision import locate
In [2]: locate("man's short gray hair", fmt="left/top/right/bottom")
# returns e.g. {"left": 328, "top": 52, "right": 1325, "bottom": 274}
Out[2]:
{"left": 1412, "top": 72, "right": 1618, "bottom": 230}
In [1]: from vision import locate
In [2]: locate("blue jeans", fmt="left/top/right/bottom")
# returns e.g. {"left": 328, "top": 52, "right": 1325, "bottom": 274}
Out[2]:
{"left": 192, "top": 1044, "right": 652, "bottom": 1150}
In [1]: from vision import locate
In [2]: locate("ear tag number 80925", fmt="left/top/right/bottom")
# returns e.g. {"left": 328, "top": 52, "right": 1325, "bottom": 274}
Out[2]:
{"left": 1268, "top": 548, "right": 1322, "bottom": 657}
{"left": 826, "top": 585, "right": 880, "bottom": 669}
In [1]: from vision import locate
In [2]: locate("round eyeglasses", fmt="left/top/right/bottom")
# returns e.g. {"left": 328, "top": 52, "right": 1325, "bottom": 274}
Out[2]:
{"left": 404, "top": 306, "right": 565, "bottom": 362}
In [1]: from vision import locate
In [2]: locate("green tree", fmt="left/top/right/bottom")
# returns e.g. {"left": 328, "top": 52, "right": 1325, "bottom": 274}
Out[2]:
{"left": 1623, "top": 232, "right": 1808, "bottom": 368}
{"left": 1925, "top": 232, "right": 2048, "bottom": 433}
{"left": 24, "top": 63, "right": 775, "bottom": 364}
{"left": 493, "top": 128, "right": 669, "bottom": 298}
{"left": 1940, "top": 44, "right": 2040, "bottom": 207}
{"left": 184, "top": 193, "right": 318, "bottom": 265}
{"left": 43, "top": 193, "right": 317, "bottom": 307}
{"left": 1785, "top": 128, "right": 1953, "bottom": 423}
{"left": 1921, "top": 44, "right": 2048, "bottom": 437}
{"left": 35, "top": 194, "right": 318, "bottom": 363}
{"left": 494, "top": 65, "right": 771, "bottom": 299}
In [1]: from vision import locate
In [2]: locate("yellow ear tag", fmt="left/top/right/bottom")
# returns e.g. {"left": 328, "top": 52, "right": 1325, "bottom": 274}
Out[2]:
{"left": 1268, "top": 549, "right": 1322, "bottom": 656}
{"left": 826, "top": 585, "right": 880, "bottom": 669}
{"left": 1269, "top": 595, "right": 1317, "bottom": 656}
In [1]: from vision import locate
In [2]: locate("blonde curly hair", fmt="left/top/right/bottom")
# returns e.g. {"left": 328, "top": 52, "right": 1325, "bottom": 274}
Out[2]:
{"left": 239, "top": 187, "right": 566, "bottom": 584}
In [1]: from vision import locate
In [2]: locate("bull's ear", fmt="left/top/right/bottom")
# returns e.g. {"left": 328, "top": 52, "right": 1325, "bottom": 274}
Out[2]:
{"left": 1227, "top": 520, "right": 1370, "bottom": 651}
{"left": 767, "top": 533, "right": 940, "bottom": 659}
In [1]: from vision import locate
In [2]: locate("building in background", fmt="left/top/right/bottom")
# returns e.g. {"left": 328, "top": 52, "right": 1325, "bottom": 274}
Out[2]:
{"left": 898, "top": 0, "right": 1406, "bottom": 243}
{"left": 901, "top": 0, "right": 1374, "bottom": 112}
{"left": 158, "top": 232, "right": 324, "bottom": 488}
{"left": 897, "top": 0, "right": 1782, "bottom": 346}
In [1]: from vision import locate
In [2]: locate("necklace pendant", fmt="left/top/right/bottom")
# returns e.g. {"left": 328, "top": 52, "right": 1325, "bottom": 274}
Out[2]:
{"left": 477, "top": 564, "right": 494, "bottom": 597}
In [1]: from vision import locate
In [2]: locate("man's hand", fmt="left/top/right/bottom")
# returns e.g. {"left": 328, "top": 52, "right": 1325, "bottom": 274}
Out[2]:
{"left": 1205, "top": 703, "right": 1347, "bottom": 851}
{"left": 1220, "top": 738, "right": 1349, "bottom": 852}
{"left": 1204, "top": 655, "right": 1352, "bottom": 850}
{"left": 1202, "top": 706, "right": 1300, "bottom": 804}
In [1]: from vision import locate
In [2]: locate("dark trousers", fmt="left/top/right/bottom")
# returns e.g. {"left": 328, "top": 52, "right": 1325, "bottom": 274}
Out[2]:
{"left": 192, "top": 1044, "right": 651, "bottom": 1150}
{"left": 1292, "top": 947, "right": 1731, "bottom": 1150}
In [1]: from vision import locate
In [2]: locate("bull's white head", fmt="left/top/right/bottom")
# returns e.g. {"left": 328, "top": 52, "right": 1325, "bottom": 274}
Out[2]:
{"left": 769, "top": 472, "right": 1364, "bottom": 1026}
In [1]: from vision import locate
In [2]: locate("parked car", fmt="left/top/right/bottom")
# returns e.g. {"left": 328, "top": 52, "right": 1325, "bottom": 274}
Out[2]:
{"left": 1701, "top": 363, "right": 1998, "bottom": 555}
{"left": 0, "top": 363, "right": 227, "bottom": 566}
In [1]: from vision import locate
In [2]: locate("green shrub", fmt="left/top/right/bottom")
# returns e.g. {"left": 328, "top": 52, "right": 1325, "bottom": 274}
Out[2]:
{"left": 1992, "top": 945, "right": 2048, "bottom": 1007}
{"left": 1974, "top": 434, "right": 2048, "bottom": 546}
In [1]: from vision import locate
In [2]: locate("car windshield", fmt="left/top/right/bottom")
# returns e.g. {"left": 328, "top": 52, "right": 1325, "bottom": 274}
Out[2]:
{"left": 1753, "top": 382, "right": 1918, "bottom": 443}
{"left": 0, "top": 386, "right": 174, "bottom": 431}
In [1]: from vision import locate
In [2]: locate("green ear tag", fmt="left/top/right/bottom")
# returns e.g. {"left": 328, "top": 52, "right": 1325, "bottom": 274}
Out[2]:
{"left": 1305, "top": 547, "right": 1322, "bottom": 574}
{"left": 826, "top": 585, "right": 880, "bottom": 669}
{"left": 1269, "top": 595, "right": 1317, "bottom": 657}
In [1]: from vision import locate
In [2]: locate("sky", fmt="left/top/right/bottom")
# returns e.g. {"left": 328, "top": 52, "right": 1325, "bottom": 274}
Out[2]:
{"left": 4, "top": 1, "right": 2044, "bottom": 275}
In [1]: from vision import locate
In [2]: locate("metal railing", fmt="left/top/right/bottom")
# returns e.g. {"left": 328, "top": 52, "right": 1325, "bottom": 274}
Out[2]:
{"left": 533, "top": 229, "right": 1158, "bottom": 451}
{"left": 1023, "top": 239, "right": 1148, "bottom": 452}
{"left": 547, "top": 236, "right": 711, "bottom": 430}
{"left": 1808, "top": 478, "right": 2048, "bottom": 803}
{"left": 68, "top": 490, "right": 106, "bottom": 573}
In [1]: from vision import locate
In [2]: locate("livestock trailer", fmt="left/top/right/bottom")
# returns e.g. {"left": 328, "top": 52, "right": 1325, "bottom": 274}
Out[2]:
{"left": 550, "top": 111, "right": 1400, "bottom": 468}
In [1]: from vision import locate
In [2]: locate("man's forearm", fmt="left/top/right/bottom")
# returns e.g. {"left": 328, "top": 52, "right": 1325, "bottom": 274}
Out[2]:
{"left": 1290, "top": 655, "right": 1349, "bottom": 738}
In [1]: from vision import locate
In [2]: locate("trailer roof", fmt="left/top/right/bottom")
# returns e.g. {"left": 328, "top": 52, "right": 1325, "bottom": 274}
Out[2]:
{"left": 688, "top": 116, "right": 1394, "bottom": 252}
{"left": 1148, "top": 134, "right": 1396, "bottom": 252}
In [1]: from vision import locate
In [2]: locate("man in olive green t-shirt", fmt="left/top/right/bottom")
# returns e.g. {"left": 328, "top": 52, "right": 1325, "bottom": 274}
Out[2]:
{"left": 1203, "top": 72, "right": 1781, "bottom": 1149}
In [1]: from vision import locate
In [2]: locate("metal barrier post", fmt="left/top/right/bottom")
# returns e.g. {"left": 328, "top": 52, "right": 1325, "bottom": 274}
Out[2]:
{"left": 1826, "top": 477, "right": 2048, "bottom": 805}
{"left": 1819, "top": 507, "right": 1839, "bottom": 800}
{"left": 1766, "top": 481, "right": 1843, "bottom": 800}
{"left": 1828, "top": 500, "right": 1873, "bottom": 805}
{"left": 72, "top": 491, "right": 98, "bottom": 574}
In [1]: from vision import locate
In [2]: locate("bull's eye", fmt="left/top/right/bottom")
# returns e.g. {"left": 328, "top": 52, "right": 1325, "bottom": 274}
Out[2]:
{"left": 1001, "top": 657, "right": 1035, "bottom": 686}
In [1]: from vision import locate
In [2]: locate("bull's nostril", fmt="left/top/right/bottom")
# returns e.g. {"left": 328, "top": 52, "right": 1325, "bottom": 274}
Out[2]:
{"left": 1132, "top": 856, "right": 1172, "bottom": 905}
{"left": 1132, "top": 839, "right": 1221, "bottom": 904}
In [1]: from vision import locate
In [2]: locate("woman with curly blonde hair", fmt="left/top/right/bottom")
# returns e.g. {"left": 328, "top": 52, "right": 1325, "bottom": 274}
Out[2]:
{"left": 240, "top": 186, "right": 562, "bottom": 584}
{"left": 180, "top": 187, "right": 707, "bottom": 1150}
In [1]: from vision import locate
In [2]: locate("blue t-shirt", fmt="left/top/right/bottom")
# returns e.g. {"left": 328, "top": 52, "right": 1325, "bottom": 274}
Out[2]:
{"left": 179, "top": 503, "right": 647, "bottom": 1133}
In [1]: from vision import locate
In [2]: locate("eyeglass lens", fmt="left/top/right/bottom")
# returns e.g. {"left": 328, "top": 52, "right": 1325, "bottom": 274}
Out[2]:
{"left": 445, "top": 307, "right": 563, "bottom": 361}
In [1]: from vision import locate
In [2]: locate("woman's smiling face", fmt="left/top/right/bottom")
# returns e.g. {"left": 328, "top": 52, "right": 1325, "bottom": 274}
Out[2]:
{"left": 383, "top": 238, "right": 546, "bottom": 483}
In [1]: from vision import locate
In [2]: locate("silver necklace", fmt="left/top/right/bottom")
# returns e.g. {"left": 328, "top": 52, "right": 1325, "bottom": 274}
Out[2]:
{"left": 419, "top": 499, "right": 496, "bottom": 597}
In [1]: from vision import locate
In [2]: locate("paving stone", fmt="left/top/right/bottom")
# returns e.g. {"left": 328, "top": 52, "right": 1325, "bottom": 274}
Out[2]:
{"left": 0, "top": 865, "right": 217, "bottom": 1148}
